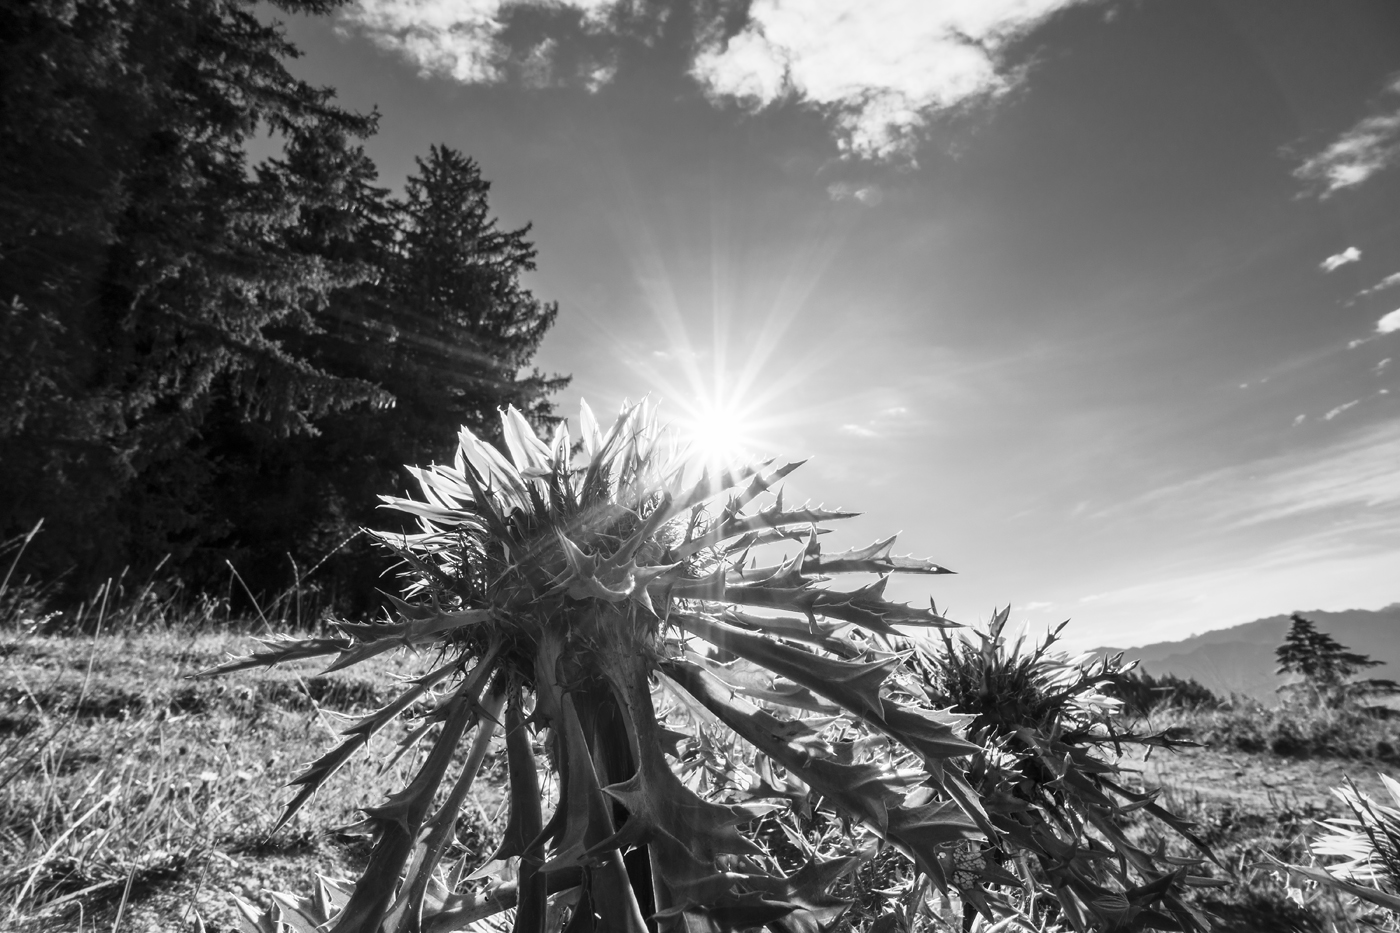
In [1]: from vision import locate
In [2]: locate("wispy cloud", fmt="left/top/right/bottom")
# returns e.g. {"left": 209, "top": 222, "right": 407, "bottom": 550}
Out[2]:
{"left": 1064, "top": 429, "right": 1400, "bottom": 646}
{"left": 1063, "top": 537, "right": 1400, "bottom": 649}
{"left": 1292, "top": 413, "right": 1306, "bottom": 427}
{"left": 1320, "top": 246, "right": 1362, "bottom": 272}
{"left": 1358, "top": 272, "right": 1400, "bottom": 298}
{"left": 1296, "top": 75, "right": 1400, "bottom": 197}
{"left": 691, "top": 0, "right": 1099, "bottom": 160}
{"left": 831, "top": 396, "right": 923, "bottom": 442}
{"left": 1324, "top": 399, "right": 1361, "bottom": 421}
{"left": 1346, "top": 308, "right": 1400, "bottom": 348}
{"left": 1379, "top": 358, "right": 1393, "bottom": 375}
{"left": 827, "top": 181, "right": 885, "bottom": 206}
{"left": 1112, "top": 418, "right": 1400, "bottom": 529}
{"left": 1226, "top": 423, "right": 1400, "bottom": 520}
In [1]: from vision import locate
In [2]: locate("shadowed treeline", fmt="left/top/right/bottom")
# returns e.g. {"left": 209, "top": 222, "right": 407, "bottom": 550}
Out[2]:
{"left": 0, "top": 0, "right": 568, "bottom": 613}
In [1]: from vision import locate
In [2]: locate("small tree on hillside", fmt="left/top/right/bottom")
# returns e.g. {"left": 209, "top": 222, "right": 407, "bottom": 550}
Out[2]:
{"left": 1276, "top": 613, "right": 1397, "bottom": 707}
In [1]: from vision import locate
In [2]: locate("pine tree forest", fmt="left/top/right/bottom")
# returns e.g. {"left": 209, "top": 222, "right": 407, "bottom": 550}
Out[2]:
{"left": 0, "top": 0, "right": 568, "bottom": 612}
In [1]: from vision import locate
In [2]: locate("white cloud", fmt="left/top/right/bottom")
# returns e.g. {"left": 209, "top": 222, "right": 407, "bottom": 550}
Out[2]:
{"left": 1231, "top": 421, "right": 1400, "bottom": 518}
{"left": 1379, "top": 358, "right": 1393, "bottom": 375}
{"left": 1062, "top": 421, "right": 1400, "bottom": 647}
{"left": 650, "top": 347, "right": 705, "bottom": 363}
{"left": 1296, "top": 76, "right": 1400, "bottom": 196}
{"left": 1359, "top": 271, "right": 1400, "bottom": 298}
{"left": 1020, "top": 601, "right": 1054, "bottom": 611}
{"left": 1320, "top": 246, "right": 1362, "bottom": 272}
{"left": 1292, "top": 413, "right": 1306, "bottom": 427}
{"left": 345, "top": 0, "right": 505, "bottom": 83}
{"left": 827, "top": 181, "right": 885, "bottom": 205}
{"left": 1379, "top": 308, "right": 1400, "bottom": 335}
{"left": 841, "top": 423, "right": 877, "bottom": 437}
{"left": 1323, "top": 399, "right": 1361, "bottom": 421}
{"left": 1062, "top": 541, "right": 1400, "bottom": 650}
{"left": 342, "top": 0, "right": 616, "bottom": 84}
{"left": 1115, "top": 418, "right": 1400, "bottom": 528}
{"left": 691, "top": 0, "right": 1098, "bottom": 160}
{"left": 338, "top": 0, "right": 1096, "bottom": 157}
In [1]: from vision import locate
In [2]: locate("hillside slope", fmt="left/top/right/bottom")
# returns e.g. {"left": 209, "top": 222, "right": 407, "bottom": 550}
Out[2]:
{"left": 1096, "top": 604, "right": 1400, "bottom": 702}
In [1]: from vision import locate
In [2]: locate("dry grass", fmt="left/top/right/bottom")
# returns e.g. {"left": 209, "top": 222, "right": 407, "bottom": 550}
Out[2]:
{"left": 1147, "top": 697, "right": 1400, "bottom": 761}
{"left": 12, "top": 623, "right": 1391, "bottom": 933}
{"left": 5, "top": 550, "right": 1396, "bottom": 933}
{"left": 1112, "top": 704, "right": 1400, "bottom": 932}
{"left": 0, "top": 619, "right": 508, "bottom": 933}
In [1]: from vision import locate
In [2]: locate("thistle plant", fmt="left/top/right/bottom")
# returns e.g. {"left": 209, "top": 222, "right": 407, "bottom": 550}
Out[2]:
{"left": 209, "top": 400, "right": 986, "bottom": 933}
{"left": 904, "top": 613, "right": 1217, "bottom": 930}
{"left": 1276, "top": 774, "right": 1400, "bottom": 920}
{"left": 210, "top": 401, "right": 1209, "bottom": 933}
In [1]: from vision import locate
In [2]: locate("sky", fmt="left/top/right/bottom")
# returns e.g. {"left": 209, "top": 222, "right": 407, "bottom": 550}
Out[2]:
{"left": 263, "top": 0, "right": 1400, "bottom": 649}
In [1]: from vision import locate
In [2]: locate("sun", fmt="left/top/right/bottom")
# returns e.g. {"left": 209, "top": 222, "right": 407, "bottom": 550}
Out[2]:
{"left": 676, "top": 398, "right": 759, "bottom": 475}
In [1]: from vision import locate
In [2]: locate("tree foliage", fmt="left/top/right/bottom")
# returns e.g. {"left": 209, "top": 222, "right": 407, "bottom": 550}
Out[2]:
{"left": 202, "top": 145, "right": 569, "bottom": 610}
{"left": 1109, "top": 669, "right": 1222, "bottom": 717}
{"left": 1276, "top": 614, "right": 1396, "bottom": 707}
{"left": 0, "top": 0, "right": 566, "bottom": 605}
{"left": 393, "top": 145, "right": 564, "bottom": 430}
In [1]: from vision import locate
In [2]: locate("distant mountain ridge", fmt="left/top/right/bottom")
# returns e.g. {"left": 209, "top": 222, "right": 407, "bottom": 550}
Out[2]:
{"left": 1094, "top": 605, "right": 1400, "bottom": 703}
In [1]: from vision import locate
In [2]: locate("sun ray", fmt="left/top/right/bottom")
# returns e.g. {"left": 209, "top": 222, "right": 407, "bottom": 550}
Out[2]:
{"left": 571, "top": 157, "right": 868, "bottom": 482}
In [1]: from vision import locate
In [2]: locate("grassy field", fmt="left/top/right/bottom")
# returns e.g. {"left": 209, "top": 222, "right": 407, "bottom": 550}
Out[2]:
{"left": 3, "top": 621, "right": 1397, "bottom": 932}
{"left": 1127, "top": 738, "right": 1395, "bottom": 930}
{"left": 0, "top": 623, "right": 509, "bottom": 933}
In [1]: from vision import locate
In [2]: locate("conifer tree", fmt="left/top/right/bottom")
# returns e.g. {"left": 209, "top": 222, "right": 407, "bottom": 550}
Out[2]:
{"left": 249, "top": 146, "right": 570, "bottom": 610}
{"left": 0, "top": 0, "right": 393, "bottom": 588}
{"left": 388, "top": 144, "right": 567, "bottom": 445}
{"left": 183, "top": 143, "right": 571, "bottom": 609}
{"left": 2, "top": 5, "right": 568, "bottom": 604}
{"left": 1276, "top": 613, "right": 1396, "bottom": 706}
{"left": 186, "top": 125, "right": 403, "bottom": 599}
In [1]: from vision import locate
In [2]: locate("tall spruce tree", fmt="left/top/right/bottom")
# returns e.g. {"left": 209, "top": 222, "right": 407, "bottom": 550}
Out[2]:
{"left": 0, "top": 0, "right": 392, "bottom": 590}
{"left": 242, "top": 146, "right": 570, "bottom": 612}
{"left": 389, "top": 145, "right": 567, "bottom": 446}
{"left": 187, "top": 125, "right": 402, "bottom": 602}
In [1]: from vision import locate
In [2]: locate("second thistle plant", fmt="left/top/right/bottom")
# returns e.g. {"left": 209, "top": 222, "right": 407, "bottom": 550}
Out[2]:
{"left": 906, "top": 612, "right": 1217, "bottom": 930}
